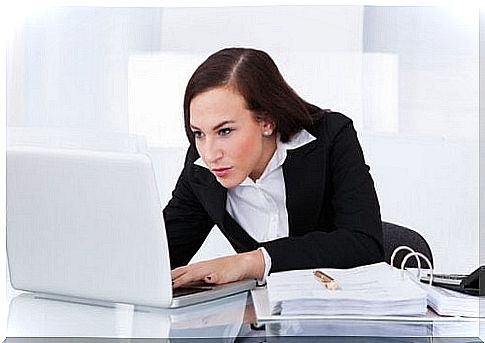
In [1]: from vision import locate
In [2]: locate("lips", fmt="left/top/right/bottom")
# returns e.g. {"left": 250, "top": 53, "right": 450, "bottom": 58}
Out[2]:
{"left": 212, "top": 167, "right": 232, "bottom": 178}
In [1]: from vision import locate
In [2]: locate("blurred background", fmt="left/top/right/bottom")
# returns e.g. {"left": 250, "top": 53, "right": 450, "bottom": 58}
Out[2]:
{"left": 5, "top": 5, "right": 480, "bottom": 283}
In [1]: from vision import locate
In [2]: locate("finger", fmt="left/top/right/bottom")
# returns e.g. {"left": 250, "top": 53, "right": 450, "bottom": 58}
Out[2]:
{"left": 172, "top": 273, "right": 195, "bottom": 288}
{"left": 171, "top": 266, "right": 187, "bottom": 280}
{"left": 172, "top": 267, "right": 209, "bottom": 288}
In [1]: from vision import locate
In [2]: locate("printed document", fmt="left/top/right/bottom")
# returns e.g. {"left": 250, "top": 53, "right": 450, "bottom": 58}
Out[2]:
{"left": 267, "top": 262, "right": 427, "bottom": 316}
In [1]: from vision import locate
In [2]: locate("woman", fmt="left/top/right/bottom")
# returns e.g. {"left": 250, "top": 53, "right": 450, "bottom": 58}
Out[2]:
{"left": 164, "top": 47, "right": 383, "bottom": 288}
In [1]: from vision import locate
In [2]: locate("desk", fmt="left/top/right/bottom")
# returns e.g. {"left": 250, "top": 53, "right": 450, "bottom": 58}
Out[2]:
{"left": 5, "top": 291, "right": 484, "bottom": 342}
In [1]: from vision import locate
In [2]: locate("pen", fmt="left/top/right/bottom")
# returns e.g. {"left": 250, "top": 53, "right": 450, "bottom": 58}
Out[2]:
{"left": 314, "top": 270, "right": 339, "bottom": 290}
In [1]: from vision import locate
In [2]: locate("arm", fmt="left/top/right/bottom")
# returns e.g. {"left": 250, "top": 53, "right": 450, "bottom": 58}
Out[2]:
{"left": 261, "top": 121, "right": 384, "bottom": 272}
{"left": 163, "top": 149, "right": 215, "bottom": 269}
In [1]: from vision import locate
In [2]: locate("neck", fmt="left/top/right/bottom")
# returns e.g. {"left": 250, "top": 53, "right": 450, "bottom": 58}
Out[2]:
{"left": 249, "top": 136, "right": 277, "bottom": 181}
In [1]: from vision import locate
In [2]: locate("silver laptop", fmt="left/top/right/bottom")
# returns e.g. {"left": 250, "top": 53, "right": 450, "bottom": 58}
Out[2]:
{"left": 6, "top": 146, "right": 256, "bottom": 308}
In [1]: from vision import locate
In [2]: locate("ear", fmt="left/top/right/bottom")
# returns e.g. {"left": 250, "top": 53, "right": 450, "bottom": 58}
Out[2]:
{"left": 258, "top": 117, "right": 275, "bottom": 137}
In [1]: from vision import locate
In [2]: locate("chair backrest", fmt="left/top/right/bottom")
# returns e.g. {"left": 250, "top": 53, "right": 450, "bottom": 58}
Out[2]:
{"left": 382, "top": 221, "right": 433, "bottom": 269}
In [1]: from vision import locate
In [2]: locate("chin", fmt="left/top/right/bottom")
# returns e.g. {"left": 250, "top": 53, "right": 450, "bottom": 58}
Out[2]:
{"left": 217, "top": 179, "right": 238, "bottom": 189}
{"left": 216, "top": 176, "right": 244, "bottom": 189}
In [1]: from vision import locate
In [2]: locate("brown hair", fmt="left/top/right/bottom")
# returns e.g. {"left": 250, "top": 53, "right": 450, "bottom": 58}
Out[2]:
{"left": 183, "top": 47, "right": 319, "bottom": 146}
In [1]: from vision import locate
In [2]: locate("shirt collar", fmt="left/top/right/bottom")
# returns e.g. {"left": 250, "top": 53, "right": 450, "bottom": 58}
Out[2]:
{"left": 273, "top": 129, "right": 315, "bottom": 169}
{"left": 281, "top": 128, "right": 317, "bottom": 150}
{"left": 194, "top": 129, "right": 316, "bottom": 180}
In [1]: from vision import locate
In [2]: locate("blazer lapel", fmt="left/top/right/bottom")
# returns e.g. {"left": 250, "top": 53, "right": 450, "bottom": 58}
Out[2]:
{"left": 189, "top": 166, "right": 259, "bottom": 252}
{"left": 189, "top": 166, "right": 227, "bottom": 225}
{"left": 283, "top": 140, "right": 325, "bottom": 233}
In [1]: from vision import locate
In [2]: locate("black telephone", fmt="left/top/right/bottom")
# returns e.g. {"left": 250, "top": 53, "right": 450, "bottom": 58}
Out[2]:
{"left": 420, "top": 266, "right": 484, "bottom": 296}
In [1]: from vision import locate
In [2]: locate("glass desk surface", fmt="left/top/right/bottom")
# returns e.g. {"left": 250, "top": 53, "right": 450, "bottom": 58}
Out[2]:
{"left": 5, "top": 290, "right": 484, "bottom": 343}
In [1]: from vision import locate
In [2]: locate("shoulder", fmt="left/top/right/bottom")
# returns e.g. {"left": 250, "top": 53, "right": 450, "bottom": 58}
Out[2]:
{"left": 183, "top": 145, "right": 200, "bottom": 166}
{"left": 307, "top": 109, "right": 354, "bottom": 142}
{"left": 180, "top": 145, "right": 215, "bottom": 185}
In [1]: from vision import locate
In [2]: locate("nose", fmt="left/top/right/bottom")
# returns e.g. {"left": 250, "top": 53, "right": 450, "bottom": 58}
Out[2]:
{"left": 201, "top": 137, "right": 223, "bottom": 165}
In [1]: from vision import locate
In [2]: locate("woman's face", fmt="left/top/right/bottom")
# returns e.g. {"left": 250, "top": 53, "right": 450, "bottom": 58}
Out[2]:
{"left": 189, "top": 86, "right": 276, "bottom": 189}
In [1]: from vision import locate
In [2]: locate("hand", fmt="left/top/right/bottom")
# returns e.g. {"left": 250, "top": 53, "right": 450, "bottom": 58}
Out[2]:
{"left": 171, "top": 249, "right": 265, "bottom": 288}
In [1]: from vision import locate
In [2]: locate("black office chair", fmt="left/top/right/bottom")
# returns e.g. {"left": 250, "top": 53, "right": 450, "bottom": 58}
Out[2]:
{"left": 382, "top": 221, "right": 433, "bottom": 269}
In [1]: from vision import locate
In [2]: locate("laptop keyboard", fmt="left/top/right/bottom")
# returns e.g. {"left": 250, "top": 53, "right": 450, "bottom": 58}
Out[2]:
{"left": 172, "top": 284, "right": 214, "bottom": 298}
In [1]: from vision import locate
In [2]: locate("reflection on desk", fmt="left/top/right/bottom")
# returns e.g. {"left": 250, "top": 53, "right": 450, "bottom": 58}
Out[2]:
{"left": 6, "top": 291, "right": 484, "bottom": 342}
{"left": 265, "top": 319, "right": 430, "bottom": 337}
{"left": 263, "top": 316, "right": 482, "bottom": 339}
{"left": 7, "top": 291, "right": 248, "bottom": 339}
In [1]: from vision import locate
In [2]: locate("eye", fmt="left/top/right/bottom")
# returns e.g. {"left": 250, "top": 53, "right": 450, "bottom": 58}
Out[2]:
{"left": 218, "top": 128, "right": 233, "bottom": 136}
{"left": 192, "top": 131, "right": 204, "bottom": 139}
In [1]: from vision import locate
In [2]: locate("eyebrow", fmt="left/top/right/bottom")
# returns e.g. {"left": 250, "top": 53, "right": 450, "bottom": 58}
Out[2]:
{"left": 190, "top": 120, "right": 236, "bottom": 132}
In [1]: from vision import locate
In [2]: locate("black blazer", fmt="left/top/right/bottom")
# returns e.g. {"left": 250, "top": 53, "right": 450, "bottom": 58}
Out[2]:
{"left": 163, "top": 110, "right": 384, "bottom": 273}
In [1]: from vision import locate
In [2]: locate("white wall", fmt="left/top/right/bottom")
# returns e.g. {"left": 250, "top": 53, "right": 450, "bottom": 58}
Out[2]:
{"left": 6, "top": 6, "right": 480, "bottom": 274}
{"left": 7, "top": 7, "right": 163, "bottom": 131}
{"left": 159, "top": 6, "right": 364, "bottom": 53}
{"left": 362, "top": 6, "right": 479, "bottom": 272}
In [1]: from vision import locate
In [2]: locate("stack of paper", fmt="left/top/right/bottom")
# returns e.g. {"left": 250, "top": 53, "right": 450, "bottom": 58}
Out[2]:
{"left": 267, "top": 262, "right": 427, "bottom": 316}
{"left": 421, "top": 284, "right": 481, "bottom": 317}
